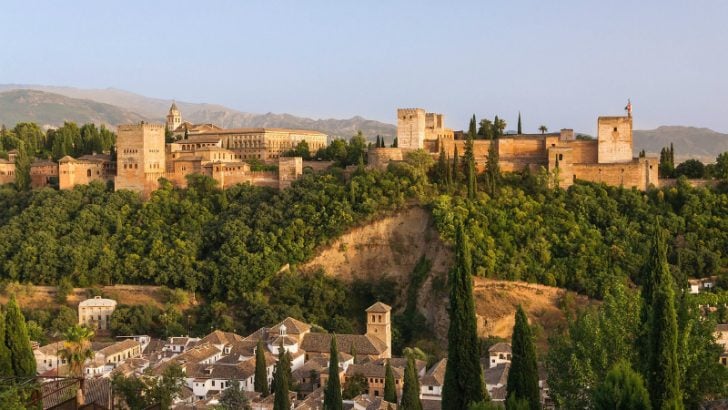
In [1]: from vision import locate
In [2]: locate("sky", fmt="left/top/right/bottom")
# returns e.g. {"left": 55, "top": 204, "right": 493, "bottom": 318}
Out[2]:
{"left": 1, "top": 0, "right": 727, "bottom": 135}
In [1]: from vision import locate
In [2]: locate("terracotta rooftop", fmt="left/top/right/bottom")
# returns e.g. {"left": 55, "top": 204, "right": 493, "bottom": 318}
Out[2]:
{"left": 300, "top": 333, "right": 387, "bottom": 356}
{"left": 366, "top": 302, "right": 392, "bottom": 313}
{"left": 35, "top": 341, "right": 66, "bottom": 356}
{"left": 420, "top": 358, "right": 447, "bottom": 387}
{"left": 484, "top": 363, "right": 510, "bottom": 387}
{"left": 97, "top": 339, "right": 140, "bottom": 357}
{"left": 488, "top": 342, "right": 512, "bottom": 354}
{"left": 199, "top": 330, "right": 244, "bottom": 347}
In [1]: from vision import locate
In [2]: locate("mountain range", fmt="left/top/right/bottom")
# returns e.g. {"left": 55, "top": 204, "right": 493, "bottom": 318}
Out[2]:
{"left": 0, "top": 85, "right": 726, "bottom": 161}
{"left": 0, "top": 85, "right": 397, "bottom": 140}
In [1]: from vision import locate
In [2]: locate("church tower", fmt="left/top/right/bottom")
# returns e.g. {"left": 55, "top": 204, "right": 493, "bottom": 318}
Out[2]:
{"left": 166, "top": 102, "right": 182, "bottom": 132}
{"left": 365, "top": 302, "right": 392, "bottom": 358}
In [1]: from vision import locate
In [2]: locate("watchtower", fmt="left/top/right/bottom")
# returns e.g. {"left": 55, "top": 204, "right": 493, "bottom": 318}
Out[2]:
{"left": 115, "top": 122, "right": 166, "bottom": 196}
{"left": 365, "top": 302, "right": 392, "bottom": 358}
{"left": 397, "top": 108, "right": 426, "bottom": 149}
{"left": 597, "top": 116, "right": 633, "bottom": 163}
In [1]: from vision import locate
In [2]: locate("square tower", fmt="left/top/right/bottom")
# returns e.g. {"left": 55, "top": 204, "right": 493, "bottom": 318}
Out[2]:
{"left": 597, "top": 116, "right": 633, "bottom": 163}
{"left": 115, "top": 122, "right": 166, "bottom": 196}
{"left": 397, "top": 108, "right": 426, "bottom": 150}
{"left": 365, "top": 302, "right": 392, "bottom": 358}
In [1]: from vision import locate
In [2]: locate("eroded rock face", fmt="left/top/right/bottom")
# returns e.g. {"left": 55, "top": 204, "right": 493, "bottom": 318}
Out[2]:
{"left": 302, "top": 206, "right": 452, "bottom": 344}
{"left": 303, "top": 206, "right": 591, "bottom": 349}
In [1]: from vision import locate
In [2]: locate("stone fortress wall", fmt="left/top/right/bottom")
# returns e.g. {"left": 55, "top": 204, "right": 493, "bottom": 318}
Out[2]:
{"left": 374, "top": 107, "right": 659, "bottom": 190}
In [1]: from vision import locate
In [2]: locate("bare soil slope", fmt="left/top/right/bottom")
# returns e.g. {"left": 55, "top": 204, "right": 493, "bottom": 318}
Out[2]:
{"left": 304, "top": 206, "right": 590, "bottom": 348}
{"left": 1, "top": 285, "right": 195, "bottom": 310}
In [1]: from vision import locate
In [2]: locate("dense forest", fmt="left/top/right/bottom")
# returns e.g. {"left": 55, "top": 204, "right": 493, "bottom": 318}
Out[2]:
{"left": 1, "top": 122, "right": 728, "bottom": 405}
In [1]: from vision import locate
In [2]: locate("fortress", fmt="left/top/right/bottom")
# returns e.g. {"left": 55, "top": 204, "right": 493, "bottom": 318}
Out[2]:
{"left": 371, "top": 107, "right": 659, "bottom": 190}
{"left": 1, "top": 103, "right": 661, "bottom": 194}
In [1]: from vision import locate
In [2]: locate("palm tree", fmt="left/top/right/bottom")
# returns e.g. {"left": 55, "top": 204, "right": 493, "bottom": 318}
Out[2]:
{"left": 59, "top": 325, "right": 95, "bottom": 377}
{"left": 538, "top": 125, "right": 548, "bottom": 134}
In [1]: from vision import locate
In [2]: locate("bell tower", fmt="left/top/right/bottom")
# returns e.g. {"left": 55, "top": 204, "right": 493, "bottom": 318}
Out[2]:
{"left": 166, "top": 101, "right": 182, "bottom": 132}
{"left": 365, "top": 302, "right": 392, "bottom": 358}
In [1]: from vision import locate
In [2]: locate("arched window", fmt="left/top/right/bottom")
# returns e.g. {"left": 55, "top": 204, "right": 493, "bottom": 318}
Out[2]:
{"left": 87, "top": 169, "right": 91, "bottom": 177}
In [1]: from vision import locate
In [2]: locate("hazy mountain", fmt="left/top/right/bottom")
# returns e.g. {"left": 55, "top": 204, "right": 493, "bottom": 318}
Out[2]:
{"left": 0, "top": 89, "right": 146, "bottom": 129}
{"left": 633, "top": 126, "right": 728, "bottom": 163}
{"left": 0, "top": 84, "right": 396, "bottom": 139}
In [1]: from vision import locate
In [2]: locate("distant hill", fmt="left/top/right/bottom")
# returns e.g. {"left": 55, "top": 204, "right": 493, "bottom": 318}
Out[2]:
{"left": 0, "top": 84, "right": 396, "bottom": 140}
{"left": 0, "top": 89, "right": 146, "bottom": 129}
{"left": 634, "top": 126, "right": 728, "bottom": 163}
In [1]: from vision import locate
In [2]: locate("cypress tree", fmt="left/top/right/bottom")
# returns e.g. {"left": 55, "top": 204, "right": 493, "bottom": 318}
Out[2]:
{"left": 437, "top": 148, "right": 448, "bottom": 185}
{"left": 517, "top": 112, "right": 523, "bottom": 134}
{"left": 383, "top": 359, "right": 397, "bottom": 403}
{"left": 5, "top": 296, "right": 35, "bottom": 377}
{"left": 442, "top": 223, "right": 488, "bottom": 409}
{"left": 452, "top": 145, "right": 461, "bottom": 183}
{"left": 392, "top": 137, "right": 398, "bottom": 148}
{"left": 485, "top": 139, "right": 500, "bottom": 197}
{"left": 506, "top": 305, "right": 540, "bottom": 410}
{"left": 445, "top": 154, "right": 452, "bottom": 188}
{"left": 272, "top": 341, "right": 291, "bottom": 410}
{"left": 0, "top": 309, "right": 12, "bottom": 376}
{"left": 255, "top": 339, "right": 270, "bottom": 396}
{"left": 465, "top": 115, "right": 477, "bottom": 199}
{"left": 643, "top": 222, "right": 683, "bottom": 409}
{"left": 400, "top": 355, "right": 423, "bottom": 410}
{"left": 324, "top": 335, "right": 343, "bottom": 410}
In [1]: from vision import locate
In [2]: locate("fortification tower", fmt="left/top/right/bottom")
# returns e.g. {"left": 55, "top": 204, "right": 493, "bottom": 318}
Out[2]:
{"left": 365, "top": 302, "right": 392, "bottom": 358}
{"left": 597, "top": 115, "right": 633, "bottom": 163}
{"left": 166, "top": 102, "right": 182, "bottom": 132}
{"left": 397, "top": 108, "right": 426, "bottom": 149}
{"left": 115, "top": 122, "right": 166, "bottom": 196}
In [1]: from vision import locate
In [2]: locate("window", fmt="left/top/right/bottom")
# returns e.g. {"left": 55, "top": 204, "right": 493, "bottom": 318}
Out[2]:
{"left": 429, "top": 386, "right": 434, "bottom": 391}
{"left": 87, "top": 169, "right": 92, "bottom": 177}
{"left": 613, "top": 127, "right": 618, "bottom": 132}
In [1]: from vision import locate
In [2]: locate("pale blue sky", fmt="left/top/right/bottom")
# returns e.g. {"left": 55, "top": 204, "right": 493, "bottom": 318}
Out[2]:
{"left": 1, "top": 0, "right": 727, "bottom": 134}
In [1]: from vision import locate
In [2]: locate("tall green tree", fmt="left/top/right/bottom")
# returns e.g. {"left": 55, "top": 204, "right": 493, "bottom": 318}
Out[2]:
{"left": 593, "top": 361, "right": 651, "bottom": 410}
{"left": 324, "top": 335, "right": 343, "bottom": 410}
{"left": 255, "top": 339, "right": 270, "bottom": 396}
{"left": 13, "top": 142, "right": 31, "bottom": 191}
{"left": 219, "top": 379, "right": 252, "bottom": 410}
{"left": 442, "top": 223, "right": 488, "bottom": 409}
{"left": 642, "top": 222, "right": 683, "bottom": 410}
{"left": 0, "top": 310, "right": 12, "bottom": 376}
{"left": 383, "top": 359, "right": 397, "bottom": 403}
{"left": 485, "top": 139, "right": 500, "bottom": 197}
{"left": 465, "top": 115, "right": 477, "bottom": 199}
{"left": 400, "top": 355, "right": 422, "bottom": 410}
{"left": 507, "top": 305, "right": 540, "bottom": 410}
{"left": 5, "top": 296, "right": 35, "bottom": 377}
{"left": 273, "top": 341, "right": 291, "bottom": 410}
{"left": 452, "top": 145, "right": 461, "bottom": 183}
{"left": 517, "top": 112, "right": 523, "bottom": 134}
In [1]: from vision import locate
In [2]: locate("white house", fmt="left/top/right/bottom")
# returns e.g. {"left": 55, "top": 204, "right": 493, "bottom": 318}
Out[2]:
{"left": 488, "top": 342, "right": 512, "bottom": 366}
{"left": 78, "top": 296, "right": 117, "bottom": 330}
{"left": 34, "top": 341, "right": 67, "bottom": 374}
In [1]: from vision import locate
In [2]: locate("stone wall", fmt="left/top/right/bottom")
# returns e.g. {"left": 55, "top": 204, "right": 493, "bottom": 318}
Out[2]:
{"left": 368, "top": 148, "right": 404, "bottom": 169}
{"left": 570, "top": 157, "right": 658, "bottom": 190}
{"left": 278, "top": 157, "right": 303, "bottom": 189}
{"left": 569, "top": 140, "right": 598, "bottom": 164}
